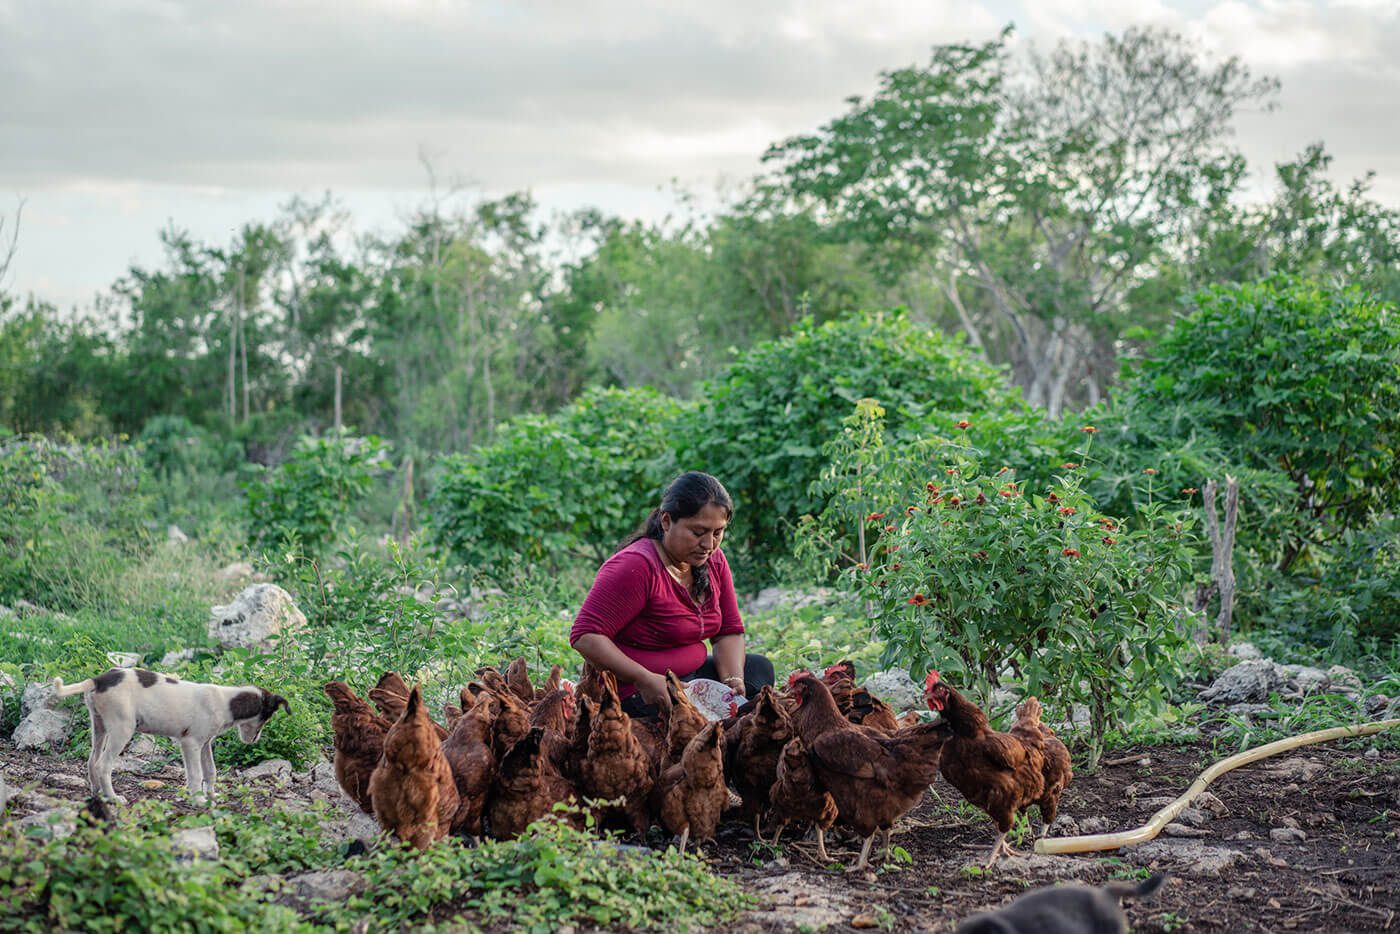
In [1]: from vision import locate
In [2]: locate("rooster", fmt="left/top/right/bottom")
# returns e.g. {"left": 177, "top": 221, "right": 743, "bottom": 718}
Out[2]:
{"left": 924, "top": 672, "right": 1046, "bottom": 867}
{"left": 786, "top": 672, "right": 952, "bottom": 871}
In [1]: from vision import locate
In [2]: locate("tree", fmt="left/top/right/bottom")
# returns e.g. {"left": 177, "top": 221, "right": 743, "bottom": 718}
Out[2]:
{"left": 762, "top": 27, "right": 1277, "bottom": 415}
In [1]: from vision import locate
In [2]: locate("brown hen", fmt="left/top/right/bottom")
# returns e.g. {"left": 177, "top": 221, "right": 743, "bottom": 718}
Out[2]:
{"left": 1015, "top": 697, "right": 1073, "bottom": 835}
{"left": 787, "top": 672, "right": 952, "bottom": 870}
{"left": 442, "top": 693, "right": 498, "bottom": 836}
{"left": 367, "top": 684, "right": 460, "bottom": 850}
{"left": 725, "top": 686, "right": 793, "bottom": 836}
{"left": 580, "top": 672, "right": 654, "bottom": 835}
{"left": 925, "top": 672, "right": 1046, "bottom": 867}
{"left": 323, "top": 680, "right": 390, "bottom": 814}
{"left": 486, "top": 726, "right": 581, "bottom": 839}
{"left": 653, "top": 720, "right": 726, "bottom": 852}
{"left": 769, "top": 735, "right": 838, "bottom": 860}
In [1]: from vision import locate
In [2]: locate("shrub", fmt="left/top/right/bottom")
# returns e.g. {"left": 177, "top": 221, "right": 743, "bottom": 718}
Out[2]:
{"left": 244, "top": 431, "right": 390, "bottom": 557}
{"left": 1131, "top": 277, "right": 1400, "bottom": 572}
{"left": 856, "top": 435, "right": 1196, "bottom": 768}
{"left": 429, "top": 386, "right": 682, "bottom": 579}
{"left": 680, "top": 309, "right": 1017, "bottom": 587}
{"left": 0, "top": 436, "right": 153, "bottom": 609}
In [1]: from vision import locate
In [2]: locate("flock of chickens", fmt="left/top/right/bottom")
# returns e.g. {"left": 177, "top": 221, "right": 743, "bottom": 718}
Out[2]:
{"left": 323, "top": 659, "right": 1073, "bottom": 870}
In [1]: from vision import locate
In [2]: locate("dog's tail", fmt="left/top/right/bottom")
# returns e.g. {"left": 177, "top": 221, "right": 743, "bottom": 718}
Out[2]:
{"left": 1104, "top": 873, "right": 1166, "bottom": 903}
{"left": 52, "top": 677, "right": 98, "bottom": 697}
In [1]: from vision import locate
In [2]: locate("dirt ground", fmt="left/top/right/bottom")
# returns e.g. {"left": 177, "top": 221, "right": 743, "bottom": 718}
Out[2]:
{"left": 3, "top": 739, "right": 1397, "bottom": 933}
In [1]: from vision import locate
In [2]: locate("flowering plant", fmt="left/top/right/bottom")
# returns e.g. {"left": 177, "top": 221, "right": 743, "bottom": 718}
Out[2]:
{"left": 855, "top": 437, "right": 1196, "bottom": 767}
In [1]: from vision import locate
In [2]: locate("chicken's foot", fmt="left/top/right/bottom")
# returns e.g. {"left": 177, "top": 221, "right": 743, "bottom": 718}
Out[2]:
{"left": 675, "top": 825, "right": 690, "bottom": 854}
{"left": 849, "top": 834, "right": 875, "bottom": 872}
{"left": 815, "top": 827, "right": 830, "bottom": 863}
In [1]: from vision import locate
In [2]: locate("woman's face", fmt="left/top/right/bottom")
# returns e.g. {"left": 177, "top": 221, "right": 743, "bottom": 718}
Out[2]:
{"left": 661, "top": 503, "right": 729, "bottom": 567}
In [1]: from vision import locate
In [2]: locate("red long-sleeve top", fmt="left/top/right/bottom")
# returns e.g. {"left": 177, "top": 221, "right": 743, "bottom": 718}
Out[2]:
{"left": 570, "top": 538, "right": 745, "bottom": 697}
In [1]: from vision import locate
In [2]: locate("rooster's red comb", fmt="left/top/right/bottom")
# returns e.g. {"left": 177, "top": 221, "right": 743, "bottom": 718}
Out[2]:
{"left": 924, "top": 670, "right": 941, "bottom": 689}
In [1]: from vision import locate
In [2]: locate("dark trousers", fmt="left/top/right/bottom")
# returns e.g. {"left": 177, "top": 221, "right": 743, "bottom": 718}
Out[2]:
{"left": 620, "top": 652, "right": 776, "bottom": 719}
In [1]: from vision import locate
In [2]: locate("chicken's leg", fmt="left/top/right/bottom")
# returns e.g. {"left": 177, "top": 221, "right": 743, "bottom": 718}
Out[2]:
{"left": 849, "top": 834, "right": 875, "bottom": 872}
{"left": 676, "top": 825, "right": 690, "bottom": 854}
{"left": 880, "top": 828, "right": 892, "bottom": 861}
{"left": 815, "top": 827, "right": 830, "bottom": 863}
{"left": 770, "top": 823, "right": 784, "bottom": 846}
{"left": 982, "top": 831, "right": 1019, "bottom": 869}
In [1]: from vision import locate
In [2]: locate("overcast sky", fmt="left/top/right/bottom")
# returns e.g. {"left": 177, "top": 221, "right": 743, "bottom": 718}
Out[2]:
{"left": 3, "top": 0, "right": 1398, "bottom": 312}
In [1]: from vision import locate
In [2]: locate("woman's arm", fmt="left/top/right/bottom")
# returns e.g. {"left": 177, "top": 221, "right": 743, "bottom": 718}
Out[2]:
{"left": 573, "top": 633, "right": 672, "bottom": 714}
{"left": 710, "top": 633, "right": 747, "bottom": 696}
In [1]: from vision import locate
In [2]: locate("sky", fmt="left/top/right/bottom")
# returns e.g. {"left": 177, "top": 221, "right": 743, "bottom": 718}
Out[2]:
{"left": 2, "top": 0, "right": 1398, "bottom": 313}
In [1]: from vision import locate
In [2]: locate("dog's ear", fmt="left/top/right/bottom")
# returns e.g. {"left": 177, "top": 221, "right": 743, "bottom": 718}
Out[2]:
{"left": 263, "top": 691, "right": 291, "bottom": 719}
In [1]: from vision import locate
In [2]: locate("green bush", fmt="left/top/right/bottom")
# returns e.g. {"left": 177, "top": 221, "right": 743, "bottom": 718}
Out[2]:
{"left": 680, "top": 309, "right": 1018, "bottom": 587}
{"left": 429, "top": 386, "right": 682, "bottom": 579}
{"left": 0, "top": 437, "right": 154, "bottom": 609}
{"left": 1131, "top": 277, "right": 1400, "bottom": 572}
{"left": 856, "top": 435, "right": 1196, "bottom": 768}
{"left": 244, "top": 431, "right": 390, "bottom": 557}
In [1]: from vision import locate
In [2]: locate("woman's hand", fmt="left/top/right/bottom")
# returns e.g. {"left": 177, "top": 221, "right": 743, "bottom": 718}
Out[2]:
{"left": 636, "top": 671, "right": 673, "bottom": 715}
{"left": 721, "top": 675, "right": 746, "bottom": 698}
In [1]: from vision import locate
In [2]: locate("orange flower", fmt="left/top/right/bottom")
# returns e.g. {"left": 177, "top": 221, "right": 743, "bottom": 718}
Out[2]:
{"left": 867, "top": 512, "right": 886, "bottom": 521}
{"left": 972, "top": 550, "right": 988, "bottom": 560}
{"left": 947, "top": 496, "right": 961, "bottom": 506}
{"left": 998, "top": 490, "right": 1013, "bottom": 497}
{"left": 997, "top": 466, "right": 1010, "bottom": 474}
{"left": 889, "top": 563, "right": 902, "bottom": 571}
{"left": 1061, "top": 462, "right": 1080, "bottom": 469}
{"left": 1143, "top": 468, "right": 1157, "bottom": 475}
{"left": 907, "top": 593, "right": 929, "bottom": 606}
{"left": 1062, "top": 548, "right": 1080, "bottom": 557}
{"left": 955, "top": 420, "right": 971, "bottom": 430}
{"left": 1099, "top": 518, "right": 1117, "bottom": 530}
{"left": 946, "top": 468, "right": 959, "bottom": 475}
{"left": 1047, "top": 492, "right": 1060, "bottom": 503}
{"left": 1059, "top": 506, "right": 1076, "bottom": 516}
{"left": 1081, "top": 426, "right": 1098, "bottom": 434}
{"left": 1181, "top": 487, "right": 1198, "bottom": 494}
{"left": 855, "top": 563, "right": 869, "bottom": 570}
{"left": 1102, "top": 537, "right": 1117, "bottom": 546}
{"left": 905, "top": 505, "right": 919, "bottom": 515}
{"left": 926, "top": 482, "right": 939, "bottom": 493}
{"left": 885, "top": 524, "right": 897, "bottom": 532}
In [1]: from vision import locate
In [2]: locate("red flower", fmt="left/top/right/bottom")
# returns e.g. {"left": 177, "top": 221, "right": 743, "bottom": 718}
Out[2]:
{"left": 1059, "top": 506, "right": 1076, "bottom": 515}
{"left": 974, "top": 492, "right": 987, "bottom": 505}
{"left": 1081, "top": 426, "right": 1098, "bottom": 434}
{"left": 1047, "top": 492, "right": 1060, "bottom": 503}
{"left": 855, "top": 563, "right": 869, "bottom": 570}
{"left": 972, "top": 550, "right": 988, "bottom": 560}
{"left": 947, "top": 496, "right": 961, "bottom": 507}
{"left": 1143, "top": 468, "right": 1157, "bottom": 475}
{"left": 1181, "top": 487, "right": 1198, "bottom": 494}
{"left": 997, "top": 466, "right": 1010, "bottom": 474}
{"left": 885, "top": 524, "right": 897, "bottom": 532}
{"left": 1102, "top": 537, "right": 1117, "bottom": 546}
{"left": 955, "top": 420, "right": 971, "bottom": 430}
{"left": 1099, "top": 518, "right": 1117, "bottom": 530}
{"left": 946, "top": 468, "right": 959, "bottom": 475}
{"left": 926, "top": 482, "right": 939, "bottom": 493}
{"left": 905, "top": 505, "right": 919, "bottom": 515}
{"left": 907, "top": 593, "right": 929, "bottom": 606}
{"left": 998, "top": 490, "right": 1013, "bottom": 497}
{"left": 867, "top": 512, "right": 886, "bottom": 521}
{"left": 1060, "top": 462, "right": 1080, "bottom": 469}
{"left": 1062, "top": 548, "right": 1080, "bottom": 558}
{"left": 889, "top": 563, "right": 902, "bottom": 571}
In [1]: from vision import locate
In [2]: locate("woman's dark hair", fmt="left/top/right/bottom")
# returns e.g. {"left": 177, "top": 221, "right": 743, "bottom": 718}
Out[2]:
{"left": 629, "top": 471, "right": 733, "bottom": 604}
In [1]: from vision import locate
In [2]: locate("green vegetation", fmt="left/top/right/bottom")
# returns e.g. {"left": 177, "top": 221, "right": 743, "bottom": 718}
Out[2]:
{"left": 0, "top": 799, "right": 746, "bottom": 933}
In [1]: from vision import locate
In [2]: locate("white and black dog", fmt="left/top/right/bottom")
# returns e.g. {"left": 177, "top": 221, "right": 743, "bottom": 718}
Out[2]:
{"left": 53, "top": 668, "right": 289, "bottom": 804}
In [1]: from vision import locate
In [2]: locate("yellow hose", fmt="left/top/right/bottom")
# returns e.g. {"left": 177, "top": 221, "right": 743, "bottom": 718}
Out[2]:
{"left": 1035, "top": 716, "right": 1400, "bottom": 855}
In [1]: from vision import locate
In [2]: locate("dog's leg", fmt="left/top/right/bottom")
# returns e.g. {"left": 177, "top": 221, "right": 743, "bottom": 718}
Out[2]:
{"left": 96, "top": 715, "right": 135, "bottom": 804}
{"left": 199, "top": 741, "right": 217, "bottom": 801}
{"left": 179, "top": 737, "right": 207, "bottom": 805}
{"left": 86, "top": 702, "right": 108, "bottom": 799}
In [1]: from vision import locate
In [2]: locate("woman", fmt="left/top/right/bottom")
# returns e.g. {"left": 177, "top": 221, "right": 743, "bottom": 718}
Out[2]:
{"left": 571, "top": 471, "right": 775, "bottom": 718}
